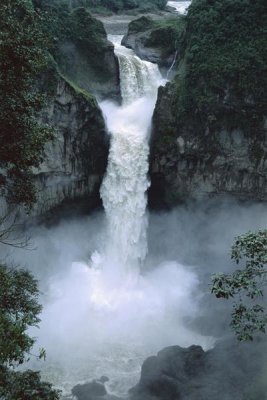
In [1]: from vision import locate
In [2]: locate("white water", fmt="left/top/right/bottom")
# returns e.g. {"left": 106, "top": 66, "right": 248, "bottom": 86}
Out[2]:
{"left": 99, "top": 35, "right": 163, "bottom": 274}
{"left": 167, "top": 0, "right": 191, "bottom": 14}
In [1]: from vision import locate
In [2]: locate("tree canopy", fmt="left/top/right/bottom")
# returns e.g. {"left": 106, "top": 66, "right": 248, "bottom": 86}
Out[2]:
{"left": 0, "top": 264, "right": 60, "bottom": 399}
{"left": 0, "top": 0, "right": 53, "bottom": 209}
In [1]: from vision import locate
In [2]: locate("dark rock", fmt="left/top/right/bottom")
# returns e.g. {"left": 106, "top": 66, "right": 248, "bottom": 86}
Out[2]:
{"left": 130, "top": 339, "right": 266, "bottom": 400}
{"left": 121, "top": 16, "right": 185, "bottom": 72}
{"left": 149, "top": 77, "right": 267, "bottom": 208}
{"left": 31, "top": 64, "right": 109, "bottom": 218}
{"left": 99, "top": 376, "right": 109, "bottom": 384}
{"left": 72, "top": 380, "right": 107, "bottom": 399}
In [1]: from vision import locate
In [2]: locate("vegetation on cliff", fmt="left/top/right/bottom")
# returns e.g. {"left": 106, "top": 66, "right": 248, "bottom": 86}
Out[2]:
{"left": 168, "top": 0, "right": 267, "bottom": 138}
{"left": 149, "top": 0, "right": 267, "bottom": 207}
{"left": 124, "top": 15, "right": 186, "bottom": 65}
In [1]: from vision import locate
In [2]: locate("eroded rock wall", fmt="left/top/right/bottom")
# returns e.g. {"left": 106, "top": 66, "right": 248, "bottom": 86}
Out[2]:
{"left": 32, "top": 69, "right": 108, "bottom": 217}
{"left": 149, "top": 82, "right": 267, "bottom": 208}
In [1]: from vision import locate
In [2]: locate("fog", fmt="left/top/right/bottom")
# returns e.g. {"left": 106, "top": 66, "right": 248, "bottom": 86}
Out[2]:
{"left": 4, "top": 199, "right": 267, "bottom": 396}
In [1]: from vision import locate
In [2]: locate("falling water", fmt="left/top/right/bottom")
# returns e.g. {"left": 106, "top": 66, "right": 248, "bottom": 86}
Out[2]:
{"left": 99, "top": 35, "right": 163, "bottom": 273}
{"left": 167, "top": 0, "right": 191, "bottom": 14}
{"left": 25, "top": 29, "right": 213, "bottom": 397}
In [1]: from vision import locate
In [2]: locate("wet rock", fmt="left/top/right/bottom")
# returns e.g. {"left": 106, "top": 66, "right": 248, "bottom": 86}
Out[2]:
{"left": 130, "top": 339, "right": 266, "bottom": 400}
{"left": 99, "top": 376, "right": 109, "bottom": 384}
{"left": 72, "top": 380, "right": 107, "bottom": 399}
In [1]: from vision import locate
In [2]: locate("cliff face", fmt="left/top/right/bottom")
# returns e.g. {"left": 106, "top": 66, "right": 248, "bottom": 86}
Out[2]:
{"left": 25, "top": 2, "right": 121, "bottom": 217}
{"left": 32, "top": 68, "right": 108, "bottom": 217}
{"left": 149, "top": 82, "right": 267, "bottom": 207}
{"left": 149, "top": 0, "right": 267, "bottom": 208}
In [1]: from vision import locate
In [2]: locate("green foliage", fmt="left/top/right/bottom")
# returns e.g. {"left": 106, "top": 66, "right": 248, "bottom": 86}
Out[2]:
{"left": 42, "top": 4, "right": 106, "bottom": 46}
{"left": 0, "top": 264, "right": 60, "bottom": 399}
{"left": 0, "top": 0, "right": 53, "bottom": 209}
{"left": 212, "top": 230, "right": 267, "bottom": 341}
{"left": 0, "top": 264, "right": 41, "bottom": 366}
{"left": 144, "top": 17, "right": 185, "bottom": 52}
{"left": 172, "top": 0, "right": 267, "bottom": 135}
{"left": 38, "top": 4, "right": 114, "bottom": 86}
{"left": 0, "top": 368, "right": 60, "bottom": 400}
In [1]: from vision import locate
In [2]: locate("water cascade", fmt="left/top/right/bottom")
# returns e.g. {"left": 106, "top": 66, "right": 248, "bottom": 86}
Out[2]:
{"left": 167, "top": 0, "right": 191, "bottom": 13}
{"left": 27, "top": 24, "right": 213, "bottom": 397}
{"left": 99, "top": 35, "right": 163, "bottom": 274}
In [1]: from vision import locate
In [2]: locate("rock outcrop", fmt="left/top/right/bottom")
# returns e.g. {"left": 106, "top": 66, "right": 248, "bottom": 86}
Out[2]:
{"left": 121, "top": 16, "right": 185, "bottom": 72}
{"left": 32, "top": 66, "right": 108, "bottom": 217}
{"left": 149, "top": 81, "right": 267, "bottom": 208}
{"left": 35, "top": 2, "right": 121, "bottom": 101}
{"left": 130, "top": 340, "right": 266, "bottom": 400}
{"left": 71, "top": 378, "right": 120, "bottom": 400}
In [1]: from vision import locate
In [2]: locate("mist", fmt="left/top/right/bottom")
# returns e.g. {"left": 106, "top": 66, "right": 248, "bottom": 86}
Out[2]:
{"left": 4, "top": 198, "right": 267, "bottom": 396}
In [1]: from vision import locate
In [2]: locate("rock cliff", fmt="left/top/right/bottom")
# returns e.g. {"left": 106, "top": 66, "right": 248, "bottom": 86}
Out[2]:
{"left": 31, "top": 66, "right": 108, "bottom": 217}
{"left": 149, "top": 0, "right": 267, "bottom": 208}
{"left": 149, "top": 81, "right": 267, "bottom": 207}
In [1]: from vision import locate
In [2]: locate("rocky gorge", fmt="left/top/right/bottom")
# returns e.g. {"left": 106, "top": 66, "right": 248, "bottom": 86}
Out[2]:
{"left": 3, "top": 1, "right": 267, "bottom": 399}
{"left": 33, "top": 0, "right": 267, "bottom": 217}
{"left": 118, "top": 1, "right": 267, "bottom": 208}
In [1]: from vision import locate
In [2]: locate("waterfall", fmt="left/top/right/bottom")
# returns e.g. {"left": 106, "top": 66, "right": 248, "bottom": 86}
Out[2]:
{"left": 166, "top": 40, "right": 178, "bottom": 80}
{"left": 99, "top": 35, "right": 163, "bottom": 273}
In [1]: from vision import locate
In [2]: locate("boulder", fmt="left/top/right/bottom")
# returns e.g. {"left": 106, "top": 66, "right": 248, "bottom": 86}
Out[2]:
{"left": 130, "top": 339, "right": 266, "bottom": 400}
{"left": 121, "top": 16, "right": 185, "bottom": 72}
{"left": 72, "top": 380, "right": 107, "bottom": 399}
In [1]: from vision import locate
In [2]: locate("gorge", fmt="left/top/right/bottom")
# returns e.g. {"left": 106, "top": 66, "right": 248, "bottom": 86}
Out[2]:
{"left": 1, "top": 0, "right": 267, "bottom": 399}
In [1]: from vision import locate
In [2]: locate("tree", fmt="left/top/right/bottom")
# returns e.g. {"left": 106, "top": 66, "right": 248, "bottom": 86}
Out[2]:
{"left": 211, "top": 230, "right": 267, "bottom": 341}
{"left": 0, "top": 0, "right": 53, "bottom": 209}
{"left": 0, "top": 1, "right": 59, "bottom": 398}
{"left": 0, "top": 264, "right": 60, "bottom": 399}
